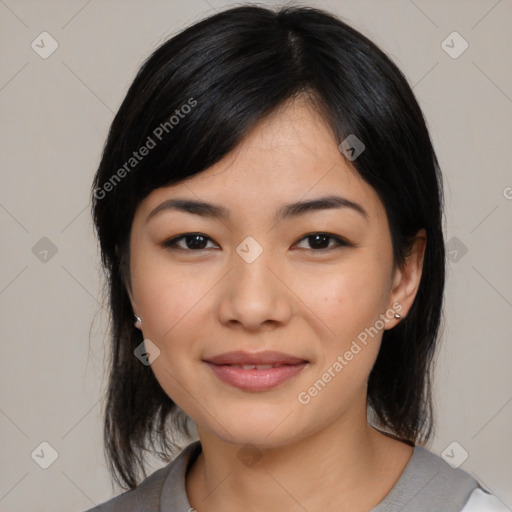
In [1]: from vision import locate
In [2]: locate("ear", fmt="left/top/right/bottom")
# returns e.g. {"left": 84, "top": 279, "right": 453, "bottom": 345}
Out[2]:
{"left": 126, "top": 283, "right": 137, "bottom": 312}
{"left": 385, "top": 228, "right": 426, "bottom": 329}
{"left": 116, "top": 243, "right": 139, "bottom": 319}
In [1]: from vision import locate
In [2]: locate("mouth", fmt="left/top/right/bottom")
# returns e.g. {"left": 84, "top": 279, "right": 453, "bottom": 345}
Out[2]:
{"left": 203, "top": 351, "right": 308, "bottom": 391}
{"left": 219, "top": 363, "right": 292, "bottom": 370}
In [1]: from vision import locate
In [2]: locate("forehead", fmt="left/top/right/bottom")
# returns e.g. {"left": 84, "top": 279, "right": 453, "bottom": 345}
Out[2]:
{"left": 136, "top": 98, "right": 385, "bottom": 223}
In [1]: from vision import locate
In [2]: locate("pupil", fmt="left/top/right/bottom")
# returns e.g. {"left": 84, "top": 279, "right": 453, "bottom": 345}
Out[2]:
{"left": 189, "top": 235, "right": 206, "bottom": 249}
{"left": 311, "top": 234, "right": 329, "bottom": 249}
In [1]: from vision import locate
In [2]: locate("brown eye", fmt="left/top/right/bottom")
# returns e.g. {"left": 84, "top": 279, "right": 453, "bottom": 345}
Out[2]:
{"left": 295, "top": 233, "right": 350, "bottom": 251}
{"left": 162, "top": 233, "right": 219, "bottom": 251}
{"left": 161, "top": 232, "right": 350, "bottom": 252}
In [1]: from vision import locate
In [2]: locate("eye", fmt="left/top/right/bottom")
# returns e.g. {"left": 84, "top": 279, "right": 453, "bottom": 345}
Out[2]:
{"left": 294, "top": 232, "right": 350, "bottom": 251}
{"left": 161, "top": 232, "right": 351, "bottom": 252}
{"left": 162, "top": 233, "right": 219, "bottom": 251}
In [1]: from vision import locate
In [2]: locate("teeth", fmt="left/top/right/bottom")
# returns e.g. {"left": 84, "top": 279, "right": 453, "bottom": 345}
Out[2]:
{"left": 236, "top": 364, "right": 276, "bottom": 370}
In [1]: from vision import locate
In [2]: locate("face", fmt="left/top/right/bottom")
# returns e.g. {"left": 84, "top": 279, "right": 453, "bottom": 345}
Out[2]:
{"left": 127, "top": 97, "right": 423, "bottom": 448}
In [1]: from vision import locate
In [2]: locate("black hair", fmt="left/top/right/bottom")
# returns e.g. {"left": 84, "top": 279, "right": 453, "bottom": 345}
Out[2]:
{"left": 91, "top": 3, "right": 445, "bottom": 490}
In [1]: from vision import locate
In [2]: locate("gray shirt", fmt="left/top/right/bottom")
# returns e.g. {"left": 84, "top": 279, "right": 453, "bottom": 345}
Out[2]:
{"left": 85, "top": 441, "right": 483, "bottom": 511}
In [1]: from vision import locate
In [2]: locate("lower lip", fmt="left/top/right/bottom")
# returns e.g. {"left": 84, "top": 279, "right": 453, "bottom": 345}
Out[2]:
{"left": 205, "top": 362, "right": 307, "bottom": 391}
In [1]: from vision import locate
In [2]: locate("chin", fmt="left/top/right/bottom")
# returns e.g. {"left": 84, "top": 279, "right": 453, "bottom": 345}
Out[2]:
{"left": 200, "top": 404, "right": 308, "bottom": 448}
{"left": 220, "top": 426, "right": 298, "bottom": 449}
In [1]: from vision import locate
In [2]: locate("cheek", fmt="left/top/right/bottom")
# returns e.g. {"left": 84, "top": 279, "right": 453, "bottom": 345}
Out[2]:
{"left": 134, "top": 274, "right": 207, "bottom": 343}
{"left": 291, "top": 252, "right": 392, "bottom": 388}
{"left": 130, "top": 230, "right": 208, "bottom": 322}
{"left": 130, "top": 261, "right": 210, "bottom": 408}
{"left": 298, "top": 254, "right": 390, "bottom": 327}
{"left": 295, "top": 266, "right": 389, "bottom": 407}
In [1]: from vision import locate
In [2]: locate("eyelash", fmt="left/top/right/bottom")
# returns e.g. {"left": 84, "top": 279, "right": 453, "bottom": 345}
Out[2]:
{"left": 161, "top": 232, "right": 351, "bottom": 252}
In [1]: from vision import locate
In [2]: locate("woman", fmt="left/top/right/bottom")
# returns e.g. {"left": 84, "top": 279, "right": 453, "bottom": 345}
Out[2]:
{"left": 86, "top": 5, "right": 504, "bottom": 511}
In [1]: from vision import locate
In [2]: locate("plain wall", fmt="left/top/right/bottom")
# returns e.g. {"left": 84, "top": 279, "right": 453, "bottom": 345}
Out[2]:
{"left": 0, "top": 0, "right": 511, "bottom": 510}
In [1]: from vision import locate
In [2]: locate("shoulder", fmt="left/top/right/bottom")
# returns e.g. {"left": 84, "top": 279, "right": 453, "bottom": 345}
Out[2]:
{"left": 82, "top": 463, "right": 171, "bottom": 512}
{"left": 373, "top": 444, "right": 492, "bottom": 512}
{"left": 460, "top": 488, "right": 510, "bottom": 512}
{"left": 403, "top": 446, "right": 506, "bottom": 512}
{"left": 82, "top": 441, "right": 201, "bottom": 512}
{"left": 412, "top": 445, "right": 480, "bottom": 491}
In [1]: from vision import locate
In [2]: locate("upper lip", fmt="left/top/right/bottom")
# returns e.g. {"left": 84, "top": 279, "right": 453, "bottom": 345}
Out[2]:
{"left": 204, "top": 351, "right": 307, "bottom": 365}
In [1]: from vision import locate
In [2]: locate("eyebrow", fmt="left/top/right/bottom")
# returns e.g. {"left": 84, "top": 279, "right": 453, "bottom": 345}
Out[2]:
{"left": 145, "top": 195, "right": 368, "bottom": 223}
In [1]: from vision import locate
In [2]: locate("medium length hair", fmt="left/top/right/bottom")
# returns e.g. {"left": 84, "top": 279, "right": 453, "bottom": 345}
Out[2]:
{"left": 91, "top": 4, "right": 445, "bottom": 490}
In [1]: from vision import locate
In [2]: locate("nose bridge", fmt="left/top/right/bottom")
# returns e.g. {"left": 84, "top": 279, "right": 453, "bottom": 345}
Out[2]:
{"left": 217, "top": 234, "right": 291, "bottom": 329}
{"left": 235, "top": 236, "right": 272, "bottom": 290}
{"left": 233, "top": 234, "right": 277, "bottom": 302}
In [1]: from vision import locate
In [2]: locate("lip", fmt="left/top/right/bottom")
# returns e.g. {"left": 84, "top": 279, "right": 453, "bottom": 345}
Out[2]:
{"left": 204, "top": 351, "right": 308, "bottom": 391}
{"left": 205, "top": 350, "right": 307, "bottom": 366}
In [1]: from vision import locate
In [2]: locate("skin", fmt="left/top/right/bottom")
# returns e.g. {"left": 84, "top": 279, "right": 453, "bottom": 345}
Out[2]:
{"left": 126, "top": 96, "right": 426, "bottom": 511}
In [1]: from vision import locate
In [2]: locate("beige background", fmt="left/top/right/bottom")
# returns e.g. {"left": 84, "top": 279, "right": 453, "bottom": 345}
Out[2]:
{"left": 0, "top": 0, "right": 511, "bottom": 510}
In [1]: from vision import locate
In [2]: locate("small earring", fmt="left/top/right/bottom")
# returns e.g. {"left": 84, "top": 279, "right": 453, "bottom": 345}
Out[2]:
{"left": 134, "top": 314, "right": 142, "bottom": 327}
{"left": 394, "top": 313, "right": 402, "bottom": 319}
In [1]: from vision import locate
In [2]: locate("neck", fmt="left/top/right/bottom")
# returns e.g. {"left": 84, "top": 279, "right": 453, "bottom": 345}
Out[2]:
{"left": 186, "top": 401, "right": 413, "bottom": 512}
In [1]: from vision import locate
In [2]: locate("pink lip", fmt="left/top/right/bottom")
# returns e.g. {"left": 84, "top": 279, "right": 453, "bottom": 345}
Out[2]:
{"left": 205, "top": 350, "right": 306, "bottom": 366}
{"left": 204, "top": 351, "right": 308, "bottom": 391}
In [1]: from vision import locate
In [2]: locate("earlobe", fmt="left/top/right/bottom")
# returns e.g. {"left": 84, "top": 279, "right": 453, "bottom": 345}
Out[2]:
{"left": 387, "top": 229, "right": 427, "bottom": 326}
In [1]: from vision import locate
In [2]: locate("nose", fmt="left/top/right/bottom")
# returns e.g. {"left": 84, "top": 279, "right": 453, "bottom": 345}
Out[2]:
{"left": 216, "top": 242, "right": 293, "bottom": 332}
